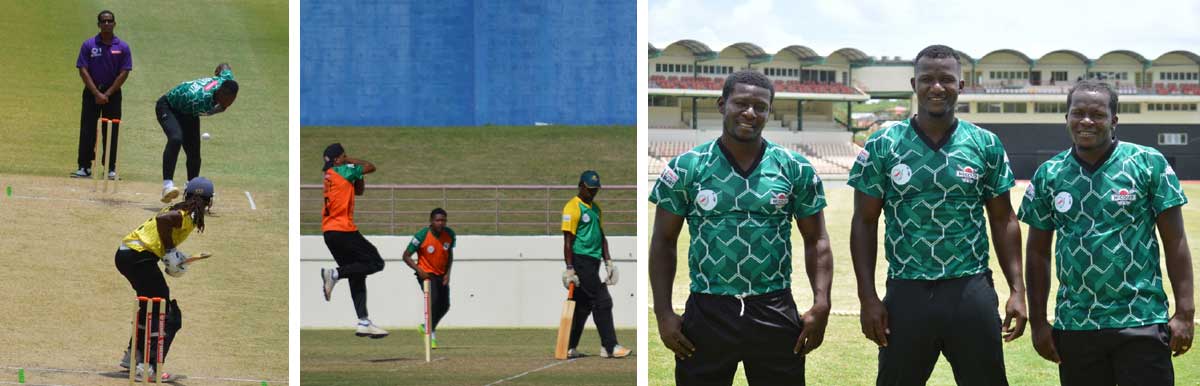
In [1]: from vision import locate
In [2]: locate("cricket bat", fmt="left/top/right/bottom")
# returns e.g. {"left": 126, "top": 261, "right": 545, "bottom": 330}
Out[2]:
{"left": 423, "top": 279, "right": 432, "bottom": 363}
{"left": 182, "top": 252, "right": 212, "bottom": 265}
{"left": 554, "top": 282, "right": 576, "bottom": 360}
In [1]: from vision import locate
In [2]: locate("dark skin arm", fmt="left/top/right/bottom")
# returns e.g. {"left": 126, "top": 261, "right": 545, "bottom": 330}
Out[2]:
{"left": 156, "top": 211, "right": 184, "bottom": 251}
{"left": 650, "top": 207, "right": 695, "bottom": 359}
{"left": 850, "top": 191, "right": 889, "bottom": 347}
{"left": 443, "top": 248, "right": 453, "bottom": 285}
{"left": 105, "top": 70, "right": 129, "bottom": 99}
{"left": 562, "top": 231, "right": 575, "bottom": 268}
{"left": 1025, "top": 226, "right": 1060, "bottom": 363}
{"left": 343, "top": 157, "right": 375, "bottom": 195}
{"left": 78, "top": 67, "right": 108, "bottom": 105}
{"left": 1157, "top": 206, "right": 1195, "bottom": 357}
{"left": 985, "top": 192, "right": 1028, "bottom": 342}
{"left": 794, "top": 211, "right": 833, "bottom": 355}
{"left": 215, "top": 63, "right": 231, "bottom": 75}
{"left": 402, "top": 247, "right": 429, "bottom": 281}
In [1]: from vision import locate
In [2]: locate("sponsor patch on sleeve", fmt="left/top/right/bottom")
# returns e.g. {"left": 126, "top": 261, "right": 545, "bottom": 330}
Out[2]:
{"left": 659, "top": 167, "right": 679, "bottom": 188}
{"left": 562, "top": 214, "right": 571, "bottom": 222}
{"left": 410, "top": 238, "right": 420, "bottom": 246}
{"left": 855, "top": 149, "right": 870, "bottom": 166}
{"left": 1024, "top": 185, "right": 1036, "bottom": 201}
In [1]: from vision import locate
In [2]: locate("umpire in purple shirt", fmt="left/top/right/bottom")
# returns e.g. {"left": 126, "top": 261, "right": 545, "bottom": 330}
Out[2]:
{"left": 71, "top": 10, "right": 131, "bottom": 179}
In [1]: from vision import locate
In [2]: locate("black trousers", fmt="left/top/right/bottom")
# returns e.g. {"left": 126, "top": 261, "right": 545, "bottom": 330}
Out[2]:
{"left": 676, "top": 289, "right": 806, "bottom": 386}
{"left": 876, "top": 272, "right": 1007, "bottom": 386}
{"left": 413, "top": 274, "right": 450, "bottom": 331}
{"left": 323, "top": 230, "right": 385, "bottom": 319}
{"left": 568, "top": 255, "right": 618, "bottom": 352}
{"left": 115, "top": 248, "right": 182, "bottom": 365}
{"left": 78, "top": 86, "right": 122, "bottom": 171}
{"left": 1053, "top": 324, "right": 1173, "bottom": 386}
{"left": 156, "top": 95, "right": 201, "bottom": 181}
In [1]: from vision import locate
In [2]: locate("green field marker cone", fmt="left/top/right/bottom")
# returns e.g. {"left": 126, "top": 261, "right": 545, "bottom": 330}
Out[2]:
{"left": 17, "top": 367, "right": 24, "bottom": 383}
{"left": 5, "top": 186, "right": 10, "bottom": 197}
{"left": 261, "top": 382, "right": 267, "bottom": 386}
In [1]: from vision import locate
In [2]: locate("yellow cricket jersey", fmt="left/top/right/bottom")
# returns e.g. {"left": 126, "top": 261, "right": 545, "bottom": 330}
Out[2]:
{"left": 561, "top": 196, "right": 603, "bottom": 259}
{"left": 122, "top": 208, "right": 196, "bottom": 257}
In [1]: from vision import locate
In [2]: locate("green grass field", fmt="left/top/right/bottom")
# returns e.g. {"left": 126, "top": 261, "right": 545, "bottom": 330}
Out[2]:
{"left": 301, "top": 328, "right": 635, "bottom": 385}
{"left": 648, "top": 184, "right": 1200, "bottom": 385}
{"left": 0, "top": 2, "right": 287, "bottom": 384}
{"left": 299, "top": 126, "right": 637, "bottom": 236}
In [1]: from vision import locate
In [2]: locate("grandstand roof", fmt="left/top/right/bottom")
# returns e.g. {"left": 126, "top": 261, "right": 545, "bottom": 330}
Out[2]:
{"left": 979, "top": 49, "right": 1034, "bottom": 65}
{"left": 954, "top": 50, "right": 975, "bottom": 63}
{"left": 648, "top": 43, "right": 661, "bottom": 58}
{"left": 830, "top": 47, "right": 871, "bottom": 63}
{"left": 1154, "top": 50, "right": 1200, "bottom": 65}
{"left": 1040, "top": 49, "right": 1089, "bottom": 64}
{"left": 665, "top": 39, "right": 717, "bottom": 58}
{"left": 1097, "top": 50, "right": 1148, "bottom": 64}
{"left": 777, "top": 45, "right": 822, "bottom": 61}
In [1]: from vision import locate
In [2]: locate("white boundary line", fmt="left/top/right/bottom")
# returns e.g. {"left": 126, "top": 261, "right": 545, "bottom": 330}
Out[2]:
{"left": 1, "top": 366, "right": 287, "bottom": 384}
{"left": 481, "top": 357, "right": 580, "bottom": 386}
{"left": 245, "top": 191, "right": 258, "bottom": 210}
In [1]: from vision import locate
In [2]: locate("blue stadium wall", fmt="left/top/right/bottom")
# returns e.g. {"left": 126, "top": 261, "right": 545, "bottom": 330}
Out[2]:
{"left": 988, "top": 124, "right": 1200, "bottom": 180}
{"left": 300, "top": 0, "right": 634, "bottom": 126}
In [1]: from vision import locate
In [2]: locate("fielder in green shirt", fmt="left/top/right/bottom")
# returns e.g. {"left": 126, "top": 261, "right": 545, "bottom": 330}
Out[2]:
{"left": 155, "top": 63, "right": 239, "bottom": 203}
{"left": 650, "top": 70, "right": 833, "bottom": 385}
{"left": 848, "top": 45, "right": 1026, "bottom": 385}
{"left": 1020, "top": 80, "right": 1193, "bottom": 386}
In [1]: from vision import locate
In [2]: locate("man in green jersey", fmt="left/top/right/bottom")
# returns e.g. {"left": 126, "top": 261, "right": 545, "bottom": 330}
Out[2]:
{"left": 156, "top": 63, "right": 239, "bottom": 202}
{"left": 848, "top": 45, "right": 1026, "bottom": 385}
{"left": 561, "top": 170, "right": 631, "bottom": 358}
{"left": 1019, "top": 80, "right": 1193, "bottom": 385}
{"left": 650, "top": 70, "right": 834, "bottom": 385}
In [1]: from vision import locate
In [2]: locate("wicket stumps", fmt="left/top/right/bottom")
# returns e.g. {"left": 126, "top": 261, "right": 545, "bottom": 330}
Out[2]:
{"left": 423, "top": 279, "right": 432, "bottom": 363}
{"left": 92, "top": 117, "right": 119, "bottom": 193}
{"left": 129, "top": 296, "right": 166, "bottom": 384}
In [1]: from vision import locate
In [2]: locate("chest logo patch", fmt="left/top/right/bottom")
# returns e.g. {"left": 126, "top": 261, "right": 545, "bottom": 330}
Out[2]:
{"left": 955, "top": 165, "right": 980, "bottom": 184}
{"left": 91, "top": 47, "right": 103, "bottom": 57}
{"left": 890, "top": 164, "right": 913, "bottom": 185}
{"left": 770, "top": 192, "right": 789, "bottom": 209}
{"left": 1109, "top": 188, "right": 1138, "bottom": 206}
{"left": 696, "top": 189, "right": 718, "bottom": 211}
{"left": 426, "top": 245, "right": 435, "bottom": 253}
{"left": 581, "top": 213, "right": 591, "bottom": 223}
{"left": 1054, "top": 191, "right": 1073, "bottom": 213}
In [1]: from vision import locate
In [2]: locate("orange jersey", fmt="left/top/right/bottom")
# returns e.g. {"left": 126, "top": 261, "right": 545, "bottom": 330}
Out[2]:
{"left": 321, "top": 164, "right": 363, "bottom": 232}
{"left": 407, "top": 226, "right": 456, "bottom": 275}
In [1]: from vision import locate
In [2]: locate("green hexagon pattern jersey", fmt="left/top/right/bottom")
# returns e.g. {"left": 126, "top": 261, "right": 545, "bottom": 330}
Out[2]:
{"left": 1018, "top": 141, "right": 1187, "bottom": 330}
{"left": 650, "top": 139, "right": 826, "bottom": 296}
{"left": 848, "top": 118, "right": 1015, "bottom": 280}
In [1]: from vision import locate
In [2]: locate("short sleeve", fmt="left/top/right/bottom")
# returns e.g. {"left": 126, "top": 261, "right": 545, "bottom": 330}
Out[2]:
{"left": 981, "top": 135, "right": 1015, "bottom": 199}
{"left": 561, "top": 201, "right": 580, "bottom": 234}
{"left": 847, "top": 136, "right": 887, "bottom": 198}
{"left": 406, "top": 228, "right": 427, "bottom": 254}
{"left": 1017, "top": 168, "right": 1056, "bottom": 231}
{"left": 218, "top": 68, "right": 235, "bottom": 82}
{"left": 121, "top": 43, "right": 133, "bottom": 70}
{"left": 791, "top": 158, "right": 826, "bottom": 219}
{"left": 649, "top": 156, "right": 690, "bottom": 216}
{"left": 1148, "top": 153, "right": 1187, "bottom": 215}
{"left": 76, "top": 41, "right": 89, "bottom": 69}
{"left": 447, "top": 228, "right": 457, "bottom": 248}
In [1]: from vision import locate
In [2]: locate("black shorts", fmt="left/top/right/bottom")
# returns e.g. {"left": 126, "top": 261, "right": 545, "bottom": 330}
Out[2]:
{"left": 676, "top": 289, "right": 805, "bottom": 386}
{"left": 1053, "top": 324, "right": 1173, "bottom": 386}
{"left": 322, "top": 230, "right": 384, "bottom": 276}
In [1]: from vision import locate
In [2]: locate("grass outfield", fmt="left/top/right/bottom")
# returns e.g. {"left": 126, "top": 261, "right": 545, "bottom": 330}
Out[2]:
{"left": 0, "top": 1, "right": 287, "bottom": 384}
{"left": 299, "top": 126, "right": 637, "bottom": 236}
{"left": 301, "top": 328, "right": 635, "bottom": 385}
{"left": 648, "top": 184, "right": 1200, "bottom": 384}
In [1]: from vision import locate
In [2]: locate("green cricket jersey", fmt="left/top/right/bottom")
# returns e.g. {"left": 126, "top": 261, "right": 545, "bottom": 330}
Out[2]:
{"left": 650, "top": 139, "right": 826, "bottom": 296}
{"left": 1018, "top": 141, "right": 1186, "bottom": 330}
{"left": 848, "top": 118, "right": 1015, "bottom": 280}
{"left": 562, "top": 196, "right": 604, "bottom": 259}
{"left": 164, "top": 69, "right": 236, "bottom": 116}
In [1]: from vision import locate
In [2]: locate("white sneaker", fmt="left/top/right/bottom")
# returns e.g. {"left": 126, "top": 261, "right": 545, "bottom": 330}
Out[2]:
{"left": 600, "top": 344, "right": 632, "bottom": 358}
{"left": 119, "top": 348, "right": 137, "bottom": 369}
{"left": 135, "top": 363, "right": 179, "bottom": 383}
{"left": 321, "top": 268, "right": 337, "bottom": 301}
{"left": 69, "top": 167, "right": 91, "bottom": 178}
{"left": 356, "top": 322, "right": 388, "bottom": 339}
{"left": 566, "top": 348, "right": 586, "bottom": 358}
{"left": 108, "top": 171, "right": 119, "bottom": 180}
{"left": 160, "top": 186, "right": 181, "bottom": 203}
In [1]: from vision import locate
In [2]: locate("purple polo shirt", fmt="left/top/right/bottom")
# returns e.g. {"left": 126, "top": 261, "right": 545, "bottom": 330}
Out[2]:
{"left": 75, "top": 34, "right": 132, "bottom": 88}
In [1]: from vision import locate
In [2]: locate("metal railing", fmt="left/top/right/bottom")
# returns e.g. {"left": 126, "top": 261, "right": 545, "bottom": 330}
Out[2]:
{"left": 300, "top": 184, "right": 636, "bottom": 236}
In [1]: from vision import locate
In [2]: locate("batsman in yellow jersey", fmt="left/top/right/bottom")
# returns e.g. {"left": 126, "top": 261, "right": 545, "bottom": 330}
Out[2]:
{"left": 115, "top": 177, "right": 214, "bottom": 382}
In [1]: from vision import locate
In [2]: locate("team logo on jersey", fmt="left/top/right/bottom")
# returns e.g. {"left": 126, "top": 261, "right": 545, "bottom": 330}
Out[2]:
{"left": 770, "top": 192, "right": 789, "bottom": 209}
{"left": 426, "top": 245, "right": 435, "bottom": 253}
{"left": 955, "top": 165, "right": 980, "bottom": 184}
{"left": 890, "top": 164, "right": 912, "bottom": 185}
{"left": 696, "top": 189, "right": 718, "bottom": 211}
{"left": 1054, "top": 191, "right": 1073, "bottom": 213}
{"left": 1109, "top": 188, "right": 1138, "bottom": 206}
{"left": 91, "top": 47, "right": 103, "bottom": 57}
{"left": 581, "top": 213, "right": 591, "bottom": 223}
{"left": 855, "top": 149, "right": 870, "bottom": 166}
{"left": 659, "top": 167, "right": 679, "bottom": 188}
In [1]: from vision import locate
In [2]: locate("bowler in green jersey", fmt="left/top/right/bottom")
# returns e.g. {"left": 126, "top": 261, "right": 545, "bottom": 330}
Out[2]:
{"left": 650, "top": 70, "right": 833, "bottom": 385}
{"left": 156, "top": 63, "right": 239, "bottom": 203}
{"left": 849, "top": 45, "right": 1026, "bottom": 385}
{"left": 1020, "top": 80, "right": 1193, "bottom": 386}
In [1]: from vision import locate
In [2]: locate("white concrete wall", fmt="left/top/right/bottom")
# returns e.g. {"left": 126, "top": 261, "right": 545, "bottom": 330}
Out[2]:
{"left": 301, "top": 235, "right": 636, "bottom": 328}
{"left": 855, "top": 66, "right": 915, "bottom": 93}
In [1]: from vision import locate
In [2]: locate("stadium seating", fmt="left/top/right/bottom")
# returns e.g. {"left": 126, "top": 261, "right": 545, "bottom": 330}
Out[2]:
{"left": 650, "top": 75, "right": 860, "bottom": 95}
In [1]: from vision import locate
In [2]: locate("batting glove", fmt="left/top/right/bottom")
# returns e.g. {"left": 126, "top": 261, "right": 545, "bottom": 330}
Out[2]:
{"left": 562, "top": 268, "right": 579, "bottom": 289}
{"left": 162, "top": 249, "right": 189, "bottom": 278}
{"left": 605, "top": 260, "right": 619, "bottom": 285}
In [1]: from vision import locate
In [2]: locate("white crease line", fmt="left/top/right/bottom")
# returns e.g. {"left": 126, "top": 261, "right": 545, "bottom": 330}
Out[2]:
{"left": 1, "top": 366, "right": 287, "bottom": 384}
{"left": 245, "top": 191, "right": 257, "bottom": 210}
{"left": 482, "top": 357, "right": 579, "bottom": 386}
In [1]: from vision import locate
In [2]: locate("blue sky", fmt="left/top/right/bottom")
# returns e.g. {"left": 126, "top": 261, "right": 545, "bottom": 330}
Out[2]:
{"left": 649, "top": 0, "right": 1199, "bottom": 60}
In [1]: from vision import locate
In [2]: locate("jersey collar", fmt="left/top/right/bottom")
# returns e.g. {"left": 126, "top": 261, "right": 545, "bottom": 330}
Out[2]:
{"left": 716, "top": 138, "right": 767, "bottom": 179}
{"left": 909, "top": 117, "right": 959, "bottom": 152}
{"left": 1070, "top": 139, "right": 1119, "bottom": 174}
